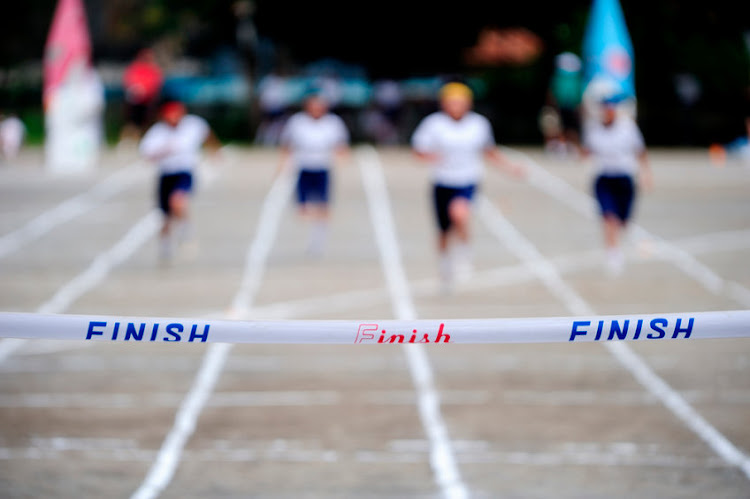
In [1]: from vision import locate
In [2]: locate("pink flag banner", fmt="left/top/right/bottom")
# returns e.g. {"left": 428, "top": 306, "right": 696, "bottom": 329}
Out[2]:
{"left": 43, "top": 0, "right": 92, "bottom": 106}
{"left": 43, "top": 0, "right": 103, "bottom": 173}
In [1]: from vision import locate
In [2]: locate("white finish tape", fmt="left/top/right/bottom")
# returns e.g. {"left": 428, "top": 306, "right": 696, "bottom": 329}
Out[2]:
{"left": 0, "top": 310, "right": 747, "bottom": 345}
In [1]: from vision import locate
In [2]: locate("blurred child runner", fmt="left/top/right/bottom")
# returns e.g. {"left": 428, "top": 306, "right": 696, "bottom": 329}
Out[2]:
{"left": 278, "top": 92, "right": 350, "bottom": 255}
{"left": 581, "top": 93, "right": 652, "bottom": 275}
{"left": 411, "top": 81, "right": 524, "bottom": 288}
{"left": 139, "top": 101, "right": 221, "bottom": 260}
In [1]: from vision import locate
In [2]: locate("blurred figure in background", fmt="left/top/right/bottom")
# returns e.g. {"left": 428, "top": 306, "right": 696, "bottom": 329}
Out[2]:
{"left": 581, "top": 93, "right": 652, "bottom": 276}
{"left": 360, "top": 79, "right": 403, "bottom": 145}
{"left": 254, "top": 69, "right": 291, "bottom": 145}
{"left": 233, "top": 0, "right": 258, "bottom": 78}
{"left": 121, "top": 48, "right": 164, "bottom": 142}
{"left": 709, "top": 116, "right": 750, "bottom": 166}
{"left": 278, "top": 92, "right": 350, "bottom": 256}
{"left": 673, "top": 72, "right": 702, "bottom": 145}
{"left": 139, "top": 101, "right": 221, "bottom": 260}
{"left": 411, "top": 81, "right": 524, "bottom": 290}
{"left": 0, "top": 113, "right": 26, "bottom": 161}
{"left": 543, "top": 52, "right": 583, "bottom": 157}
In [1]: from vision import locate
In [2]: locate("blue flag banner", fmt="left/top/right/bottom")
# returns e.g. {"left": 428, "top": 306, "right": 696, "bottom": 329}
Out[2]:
{"left": 582, "top": 0, "right": 635, "bottom": 99}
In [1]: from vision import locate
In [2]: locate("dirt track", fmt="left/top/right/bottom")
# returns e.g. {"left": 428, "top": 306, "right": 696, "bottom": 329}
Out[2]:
{"left": 0, "top": 146, "right": 748, "bottom": 498}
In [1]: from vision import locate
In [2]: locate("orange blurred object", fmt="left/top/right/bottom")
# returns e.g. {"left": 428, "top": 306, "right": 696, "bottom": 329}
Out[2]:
{"left": 464, "top": 27, "right": 543, "bottom": 67}
{"left": 708, "top": 143, "right": 727, "bottom": 167}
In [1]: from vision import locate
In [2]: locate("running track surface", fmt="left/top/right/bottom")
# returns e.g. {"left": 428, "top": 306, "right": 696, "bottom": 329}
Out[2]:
{"left": 0, "top": 146, "right": 748, "bottom": 498}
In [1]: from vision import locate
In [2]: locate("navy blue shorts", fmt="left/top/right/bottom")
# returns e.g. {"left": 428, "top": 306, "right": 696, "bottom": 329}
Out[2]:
{"left": 296, "top": 169, "right": 330, "bottom": 205}
{"left": 594, "top": 174, "right": 635, "bottom": 222}
{"left": 433, "top": 184, "right": 477, "bottom": 232}
{"left": 158, "top": 171, "right": 193, "bottom": 214}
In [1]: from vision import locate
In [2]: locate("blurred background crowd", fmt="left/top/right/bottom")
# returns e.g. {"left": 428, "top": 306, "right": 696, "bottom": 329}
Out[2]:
{"left": 0, "top": 0, "right": 748, "bottom": 148}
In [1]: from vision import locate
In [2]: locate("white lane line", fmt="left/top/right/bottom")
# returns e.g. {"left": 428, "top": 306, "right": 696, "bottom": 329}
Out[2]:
{"left": 0, "top": 210, "right": 162, "bottom": 364}
{"left": 675, "top": 228, "right": 750, "bottom": 255}
{"left": 504, "top": 147, "right": 750, "bottom": 300}
{"left": 358, "top": 146, "right": 468, "bottom": 499}
{"left": 130, "top": 342, "right": 231, "bottom": 499}
{"left": 131, "top": 170, "right": 293, "bottom": 499}
{"left": 230, "top": 171, "right": 295, "bottom": 316}
{"left": 0, "top": 390, "right": 482, "bottom": 408}
{"left": 0, "top": 338, "right": 26, "bottom": 363}
{"left": 0, "top": 349, "right": 708, "bottom": 374}
{"left": 0, "top": 438, "right": 729, "bottom": 470}
{"left": 477, "top": 195, "right": 750, "bottom": 480}
{"left": 4, "top": 339, "right": 94, "bottom": 355}
{"left": 37, "top": 211, "right": 162, "bottom": 315}
{"left": 0, "top": 163, "right": 146, "bottom": 259}
{"left": 367, "top": 439, "right": 729, "bottom": 468}
{"left": 6, "top": 388, "right": 750, "bottom": 409}
{"left": 216, "top": 223, "right": 745, "bottom": 322}
{"left": 247, "top": 286, "right": 388, "bottom": 319}
{"left": 0, "top": 158, "right": 230, "bottom": 363}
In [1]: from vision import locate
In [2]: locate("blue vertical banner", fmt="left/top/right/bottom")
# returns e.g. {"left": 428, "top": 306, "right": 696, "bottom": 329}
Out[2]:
{"left": 581, "top": 0, "right": 635, "bottom": 99}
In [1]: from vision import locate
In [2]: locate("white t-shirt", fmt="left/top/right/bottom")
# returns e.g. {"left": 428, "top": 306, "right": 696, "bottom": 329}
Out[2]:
{"left": 139, "top": 115, "right": 210, "bottom": 174}
{"left": 583, "top": 117, "right": 645, "bottom": 176}
{"left": 411, "top": 111, "right": 496, "bottom": 187}
{"left": 0, "top": 116, "right": 25, "bottom": 153}
{"left": 280, "top": 112, "right": 349, "bottom": 170}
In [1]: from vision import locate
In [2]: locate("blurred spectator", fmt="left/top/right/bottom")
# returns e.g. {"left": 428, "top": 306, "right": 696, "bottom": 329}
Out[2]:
{"left": 233, "top": 1, "right": 258, "bottom": 77}
{"left": 360, "top": 104, "right": 398, "bottom": 145}
{"left": 710, "top": 116, "right": 750, "bottom": 166}
{"left": 313, "top": 75, "right": 343, "bottom": 110}
{"left": 360, "top": 79, "right": 404, "bottom": 145}
{"left": 674, "top": 72, "right": 702, "bottom": 145}
{"left": 538, "top": 105, "right": 563, "bottom": 155}
{"left": 543, "top": 52, "right": 583, "bottom": 157}
{"left": 254, "top": 70, "right": 292, "bottom": 145}
{"left": 0, "top": 113, "right": 26, "bottom": 161}
{"left": 121, "top": 48, "right": 164, "bottom": 141}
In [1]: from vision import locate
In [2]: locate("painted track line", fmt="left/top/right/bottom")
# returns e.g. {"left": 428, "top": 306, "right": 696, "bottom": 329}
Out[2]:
{"left": 676, "top": 228, "right": 750, "bottom": 255}
{"left": 0, "top": 437, "right": 730, "bottom": 469}
{"left": 0, "top": 163, "right": 146, "bottom": 259}
{"left": 0, "top": 210, "right": 162, "bottom": 364}
{"left": 504, "top": 147, "right": 750, "bottom": 300}
{"left": 131, "top": 170, "right": 293, "bottom": 499}
{"left": 358, "top": 146, "right": 468, "bottom": 499}
{"left": 37, "top": 211, "right": 161, "bottom": 315}
{"left": 224, "top": 225, "right": 746, "bottom": 323}
{"left": 6, "top": 388, "right": 750, "bottom": 409}
{"left": 477, "top": 195, "right": 750, "bottom": 480}
{"left": 0, "top": 157, "right": 229, "bottom": 364}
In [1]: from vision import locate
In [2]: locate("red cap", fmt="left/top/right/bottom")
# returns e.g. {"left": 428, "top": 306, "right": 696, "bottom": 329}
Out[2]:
{"left": 160, "top": 101, "right": 186, "bottom": 120}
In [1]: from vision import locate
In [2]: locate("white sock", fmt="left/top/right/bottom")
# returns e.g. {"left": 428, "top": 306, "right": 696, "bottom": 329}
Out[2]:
{"left": 159, "top": 233, "right": 175, "bottom": 260}
{"left": 308, "top": 221, "right": 328, "bottom": 255}
{"left": 175, "top": 220, "right": 192, "bottom": 244}
{"left": 454, "top": 242, "right": 473, "bottom": 279}
{"left": 605, "top": 247, "right": 625, "bottom": 276}
{"left": 439, "top": 253, "right": 454, "bottom": 293}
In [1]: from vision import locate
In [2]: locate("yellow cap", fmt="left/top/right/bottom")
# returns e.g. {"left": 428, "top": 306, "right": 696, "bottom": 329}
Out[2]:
{"left": 439, "top": 82, "right": 473, "bottom": 101}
